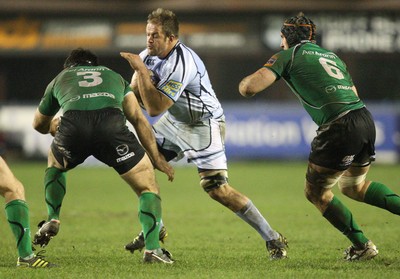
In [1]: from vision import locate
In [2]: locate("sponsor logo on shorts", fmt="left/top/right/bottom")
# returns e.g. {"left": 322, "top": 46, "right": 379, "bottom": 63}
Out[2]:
{"left": 340, "top": 155, "right": 355, "bottom": 167}
{"left": 160, "top": 80, "right": 182, "bottom": 98}
{"left": 116, "top": 144, "right": 135, "bottom": 163}
{"left": 116, "top": 152, "right": 135, "bottom": 163}
{"left": 58, "top": 146, "right": 72, "bottom": 159}
{"left": 116, "top": 144, "right": 129, "bottom": 156}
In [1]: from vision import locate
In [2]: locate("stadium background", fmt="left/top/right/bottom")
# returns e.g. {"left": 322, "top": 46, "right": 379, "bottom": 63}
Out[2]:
{"left": 0, "top": 0, "right": 399, "bottom": 164}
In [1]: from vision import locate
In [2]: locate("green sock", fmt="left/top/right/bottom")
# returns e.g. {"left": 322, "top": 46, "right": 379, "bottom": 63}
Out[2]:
{"left": 45, "top": 167, "right": 67, "bottom": 220}
{"left": 364, "top": 182, "right": 400, "bottom": 215}
{"left": 323, "top": 196, "right": 368, "bottom": 248}
{"left": 138, "top": 192, "right": 162, "bottom": 250}
{"left": 5, "top": 200, "right": 33, "bottom": 259}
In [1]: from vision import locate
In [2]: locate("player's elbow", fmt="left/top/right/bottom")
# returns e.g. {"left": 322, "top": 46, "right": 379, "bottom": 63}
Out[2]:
{"left": 146, "top": 107, "right": 163, "bottom": 117}
{"left": 145, "top": 96, "right": 172, "bottom": 117}
{"left": 32, "top": 121, "right": 49, "bottom": 134}
{"left": 239, "top": 82, "right": 256, "bottom": 98}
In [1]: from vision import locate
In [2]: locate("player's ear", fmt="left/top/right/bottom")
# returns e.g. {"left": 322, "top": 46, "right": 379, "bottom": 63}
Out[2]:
{"left": 169, "top": 35, "right": 176, "bottom": 42}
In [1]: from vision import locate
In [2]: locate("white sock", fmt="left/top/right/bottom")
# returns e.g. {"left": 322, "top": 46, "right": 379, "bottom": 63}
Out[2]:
{"left": 235, "top": 200, "right": 279, "bottom": 241}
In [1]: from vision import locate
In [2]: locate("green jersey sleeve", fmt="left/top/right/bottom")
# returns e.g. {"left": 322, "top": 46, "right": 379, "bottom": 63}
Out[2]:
{"left": 38, "top": 78, "right": 61, "bottom": 116}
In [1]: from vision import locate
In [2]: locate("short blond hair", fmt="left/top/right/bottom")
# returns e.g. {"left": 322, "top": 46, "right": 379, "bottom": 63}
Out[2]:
{"left": 148, "top": 8, "right": 179, "bottom": 38}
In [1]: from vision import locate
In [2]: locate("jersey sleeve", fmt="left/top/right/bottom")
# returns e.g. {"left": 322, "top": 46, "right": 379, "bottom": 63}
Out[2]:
{"left": 38, "top": 78, "right": 60, "bottom": 116}
{"left": 140, "top": 49, "right": 183, "bottom": 101}
{"left": 156, "top": 50, "right": 196, "bottom": 102}
{"left": 122, "top": 78, "right": 133, "bottom": 97}
{"left": 263, "top": 50, "right": 292, "bottom": 81}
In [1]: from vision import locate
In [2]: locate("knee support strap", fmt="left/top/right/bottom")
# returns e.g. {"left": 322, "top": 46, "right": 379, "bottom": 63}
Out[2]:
{"left": 338, "top": 173, "right": 367, "bottom": 189}
{"left": 200, "top": 170, "right": 228, "bottom": 192}
{"left": 306, "top": 167, "right": 342, "bottom": 189}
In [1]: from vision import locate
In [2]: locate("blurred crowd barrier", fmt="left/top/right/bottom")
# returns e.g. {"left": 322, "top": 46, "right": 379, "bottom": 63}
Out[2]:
{"left": 223, "top": 102, "right": 400, "bottom": 163}
{"left": 1, "top": 12, "right": 400, "bottom": 104}
{"left": 1, "top": 102, "right": 399, "bottom": 164}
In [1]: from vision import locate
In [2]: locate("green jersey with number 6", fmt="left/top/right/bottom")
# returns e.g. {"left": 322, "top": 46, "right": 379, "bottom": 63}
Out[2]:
{"left": 39, "top": 66, "right": 132, "bottom": 116}
{"left": 264, "top": 42, "right": 364, "bottom": 126}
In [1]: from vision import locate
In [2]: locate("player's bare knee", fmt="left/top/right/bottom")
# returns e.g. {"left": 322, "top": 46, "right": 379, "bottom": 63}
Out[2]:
{"left": 304, "top": 184, "right": 315, "bottom": 203}
{"left": 304, "top": 182, "right": 325, "bottom": 206}
{"left": 2, "top": 179, "right": 25, "bottom": 201}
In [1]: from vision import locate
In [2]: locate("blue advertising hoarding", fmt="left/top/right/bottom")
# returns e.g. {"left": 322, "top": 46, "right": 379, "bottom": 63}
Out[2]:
{"left": 223, "top": 102, "right": 399, "bottom": 163}
{"left": 0, "top": 103, "right": 398, "bottom": 163}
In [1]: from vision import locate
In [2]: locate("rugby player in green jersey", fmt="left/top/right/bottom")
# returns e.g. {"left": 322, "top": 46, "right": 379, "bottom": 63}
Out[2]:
{"left": 0, "top": 156, "right": 55, "bottom": 267}
{"left": 32, "top": 48, "right": 175, "bottom": 264}
{"left": 239, "top": 12, "right": 400, "bottom": 261}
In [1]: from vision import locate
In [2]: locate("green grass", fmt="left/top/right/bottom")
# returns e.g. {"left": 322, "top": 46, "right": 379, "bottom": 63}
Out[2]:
{"left": 0, "top": 161, "right": 399, "bottom": 278}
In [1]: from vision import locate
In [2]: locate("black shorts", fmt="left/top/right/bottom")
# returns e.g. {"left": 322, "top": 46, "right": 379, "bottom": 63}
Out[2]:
{"left": 309, "top": 107, "right": 376, "bottom": 170}
{"left": 51, "top": 108, "right": 145, "bottom": 174}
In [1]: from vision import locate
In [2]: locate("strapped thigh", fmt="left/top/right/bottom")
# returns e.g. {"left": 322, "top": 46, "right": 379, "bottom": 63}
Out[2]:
{"left": 338, "top": 173, "right": 367, "bottom": 189}
{"left": 306, "top": 165, "right": 342, "bottom": 189}
{"left": 200, "top": 170, "right": 228, "bottom": 192}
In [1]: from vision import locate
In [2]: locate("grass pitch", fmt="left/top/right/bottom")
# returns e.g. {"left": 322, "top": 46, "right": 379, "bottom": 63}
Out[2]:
{"left": 0, "top": 160, "right": 399, "bottom": 278}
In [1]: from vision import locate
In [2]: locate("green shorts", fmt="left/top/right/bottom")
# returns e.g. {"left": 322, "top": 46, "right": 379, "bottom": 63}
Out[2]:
{"left": 51, "top": 108, "right": 145, "bottom": 174}
{"left": 309, "top": 107, "right": 376, "bottom": 170}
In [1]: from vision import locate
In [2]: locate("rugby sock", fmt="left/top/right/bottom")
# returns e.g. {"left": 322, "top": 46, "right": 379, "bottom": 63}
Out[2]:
{"left": 5, "top": 199, "right": 33, "bottom": 258}
{"left": 364, "top": 181, "right": 400, "bottom": 215}
{"left": 235, "top": 200, "right": 279, "bottom": 241}
{"left": 139, "top": 192, "right": 162, "bottom": 250}
{"left": 323, "top": 196, "right": 368, "bottom": 248}
{"left": 44, "top": 167, "right": 67, "bottom": 220}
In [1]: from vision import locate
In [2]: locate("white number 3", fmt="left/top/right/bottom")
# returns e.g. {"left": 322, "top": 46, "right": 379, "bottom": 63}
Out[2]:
{"left": 77, "top": 71, "right": 103, "bottom": 87}
{"left": 319, "top": 57, "right": 344, "bottom": 80}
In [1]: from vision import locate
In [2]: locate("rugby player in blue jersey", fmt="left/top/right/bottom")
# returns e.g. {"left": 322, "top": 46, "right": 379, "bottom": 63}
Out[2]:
{"left": 121, "top": 8, "right": 288, "bottom": 260}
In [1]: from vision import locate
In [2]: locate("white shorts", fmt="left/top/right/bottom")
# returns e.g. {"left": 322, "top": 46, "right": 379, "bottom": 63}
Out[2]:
{"left": 153, "top": 114, "right": 227, "bottom": 170}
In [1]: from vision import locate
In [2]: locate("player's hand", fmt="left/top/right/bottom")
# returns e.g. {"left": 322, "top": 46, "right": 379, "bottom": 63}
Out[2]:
{"left": 153, "top": 157, "right": 175, "bottom": 182}
{"left": 120, "top": 52, "right": 146, "bottom": 72}
{"left": 130, "top": 72, "right": 139, "bottom": 93}
{"left": 49, "top": 117, "right": 60, "bottom": 137}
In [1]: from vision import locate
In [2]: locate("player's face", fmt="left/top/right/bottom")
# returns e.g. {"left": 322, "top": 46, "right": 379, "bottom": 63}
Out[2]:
{"left": 280, "top": 33, "right": 289, "bottom": 50}
{"left": 146, "top": 23, "right": 174, "bottom": 58}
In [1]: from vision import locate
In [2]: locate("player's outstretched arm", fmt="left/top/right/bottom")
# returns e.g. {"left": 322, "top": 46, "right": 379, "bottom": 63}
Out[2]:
{"left": 120, "top": 52, "right": 173, "bottom": 117}
{"left": 123, "top": 93, "right": 174, "bottom": 181}
{"left": 239, "top": 67, "right": 277, "bottom": 97}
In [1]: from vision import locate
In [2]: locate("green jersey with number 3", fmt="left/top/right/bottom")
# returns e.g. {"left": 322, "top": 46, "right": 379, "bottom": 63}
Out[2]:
{"left": 264, "top": 42, "right": 364, "bottom": 125}
{"left": 39, "top": 66, "right": 132, "bottom": 116}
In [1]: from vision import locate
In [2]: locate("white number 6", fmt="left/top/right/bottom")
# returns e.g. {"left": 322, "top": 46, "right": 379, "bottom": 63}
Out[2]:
{"left": 319, "top": 57, "right": 344, "bottom": 80}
